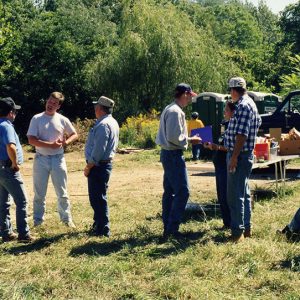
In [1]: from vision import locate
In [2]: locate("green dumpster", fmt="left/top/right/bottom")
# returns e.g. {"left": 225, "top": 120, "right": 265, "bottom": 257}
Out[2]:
{"left": 248, "top": 91, "right": 282, "bottom": 114}
{"left": 192, "top": 92, "right": 230, "bottom": 143}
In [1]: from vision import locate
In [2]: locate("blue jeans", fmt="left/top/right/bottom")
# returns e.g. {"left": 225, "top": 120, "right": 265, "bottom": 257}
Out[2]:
{"left": 192, "top": 144, "right": 201, "bottom": 160}
{"left": 214, "top": 162, "right": 231, "bottom": 227}
{"left": 0, "top": 168, "right": 30, "bottom": 238}
{"left": 227, "top": 151, "right": 253, "bottom": 236}
{"left": 87, "top": 163, "right": 112, "bottom": 235}
{"left": 33, "top": 153, "right": 73, "bottom": 225}
{"left": 160, "top": 149, "right": 190, "bottom": 234}
{"left": 288, "top": 208, "right": 300, "bottom": 232}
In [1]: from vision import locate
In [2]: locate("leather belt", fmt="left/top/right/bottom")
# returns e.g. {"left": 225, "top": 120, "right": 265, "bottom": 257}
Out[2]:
{"left": 99, "top": 159, "right": 112, "bottom": 163}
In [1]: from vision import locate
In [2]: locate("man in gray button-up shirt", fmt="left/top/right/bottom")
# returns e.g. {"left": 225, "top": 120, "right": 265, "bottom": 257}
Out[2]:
{"left": 84, "top": 96, "right": 119, "bottom": 237}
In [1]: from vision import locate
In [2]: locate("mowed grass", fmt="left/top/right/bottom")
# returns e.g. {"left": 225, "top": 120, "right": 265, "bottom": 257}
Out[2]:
{"left": 0, "top": 149, "right": 300, "bottom": 299}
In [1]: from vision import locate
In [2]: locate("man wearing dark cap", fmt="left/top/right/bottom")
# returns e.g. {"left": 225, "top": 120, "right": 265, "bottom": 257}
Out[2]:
{"left": 84, "top": 96, "right": 119, "bottom": 237}
{"left": 0, "top": 97, "right": 33, "bottom": 242}
{"left": 156, "top": 83, "right": 201, "bottom": 239}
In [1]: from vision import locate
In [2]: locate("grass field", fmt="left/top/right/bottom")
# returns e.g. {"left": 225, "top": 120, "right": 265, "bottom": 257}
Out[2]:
{"left": 0, "top": 149, "right": 300, "bottom": 299}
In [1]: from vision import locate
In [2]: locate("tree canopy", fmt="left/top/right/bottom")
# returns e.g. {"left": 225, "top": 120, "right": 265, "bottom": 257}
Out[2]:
{"left": 0, "top": 0, "right": 300, "bottom": 132}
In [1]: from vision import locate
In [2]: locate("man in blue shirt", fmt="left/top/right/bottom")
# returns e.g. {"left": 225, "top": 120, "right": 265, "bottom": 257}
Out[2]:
{"left": 224, "top": 77, "right": 261, "bottom": 242}
{"left": 84, "top": 96, "right": 119, "bottom": 237}
{"left": 0, "top": 97, "right": 33, "bottom": 242}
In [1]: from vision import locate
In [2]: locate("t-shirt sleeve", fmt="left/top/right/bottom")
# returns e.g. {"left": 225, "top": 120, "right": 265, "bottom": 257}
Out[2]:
{"left": 2, "top": 125, "right": 17, "bottom": 145}
{"left": 27, "top": 116, "right": 38, "bottom": 137}
{"left": 64, "top": 118, "right": 77, "bottom": 136}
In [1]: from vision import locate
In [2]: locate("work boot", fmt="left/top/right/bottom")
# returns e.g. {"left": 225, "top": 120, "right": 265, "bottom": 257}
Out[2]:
{"left": 244, "top": 228, "right": 252, "bottom": 238}
{"left": 2, "top": 232, "right": 18, "bottom": 243}
{"left": 18, "top": 234, "right": 35, "bottom": 243}
{"left": 230, "top": 234, "right": 244, "bottom": 243}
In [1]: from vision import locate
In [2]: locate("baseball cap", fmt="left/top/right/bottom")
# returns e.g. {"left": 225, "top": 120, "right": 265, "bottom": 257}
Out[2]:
{"left": 0, "top": 97, "right": 21, "bottom": 110}
{"left": 92, "top": 96, "right": 115, "bottom": 108}
{"left": 175, "top": 83, "right": 197, "bottom": 97}
{"left": 228, "top": 77, "right": 247, "bottom": 89}
{"left": 191, "top": 112, "right": 199, "bottom": 118}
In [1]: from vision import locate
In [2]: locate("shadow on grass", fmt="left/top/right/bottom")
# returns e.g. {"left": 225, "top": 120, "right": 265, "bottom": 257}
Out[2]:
{"left": 70, "top": 230, "right": 205, "bottom": 258}
{"left": 274, "top": 255, "right": 300, "bottom": 272}
{"left": 2, "top": 232, "right": 81, "bottom": 255}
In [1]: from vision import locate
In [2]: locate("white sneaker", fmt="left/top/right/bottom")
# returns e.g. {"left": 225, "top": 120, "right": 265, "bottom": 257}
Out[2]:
{"left": 64, "top": 221, "right": 76, "bottom": 229}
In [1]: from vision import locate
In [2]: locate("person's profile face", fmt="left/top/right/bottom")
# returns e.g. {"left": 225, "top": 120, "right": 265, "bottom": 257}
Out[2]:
{"left": 224, "top": 104, "right": 234, "bottom": 121}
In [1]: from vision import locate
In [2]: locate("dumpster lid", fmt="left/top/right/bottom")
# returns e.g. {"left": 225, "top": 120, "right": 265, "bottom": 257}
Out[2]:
{"left": 194, "top": 92, "right": 230, "bottom": 102}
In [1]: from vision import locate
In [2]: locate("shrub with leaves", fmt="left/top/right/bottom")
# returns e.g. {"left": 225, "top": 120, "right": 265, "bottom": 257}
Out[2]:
{"left": 120, "top": 110, "right": 159, "bottom": 149}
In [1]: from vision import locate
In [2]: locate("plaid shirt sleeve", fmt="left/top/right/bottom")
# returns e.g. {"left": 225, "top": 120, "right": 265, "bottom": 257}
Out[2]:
{"left": 234, "top": 104, "right": 252, "bottom": 137}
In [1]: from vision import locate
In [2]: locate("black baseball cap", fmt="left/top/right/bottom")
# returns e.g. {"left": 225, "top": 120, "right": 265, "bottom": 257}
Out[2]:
{"left": 0, "top": 97, "right": 21, "bottom": 110}
{"left": 175, "top": 83, "right": 197, "bottom": 96}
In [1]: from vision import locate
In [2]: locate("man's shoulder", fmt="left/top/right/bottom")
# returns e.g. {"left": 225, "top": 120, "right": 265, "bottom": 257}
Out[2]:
{"left": 164, "top": 102, "right": 183, "bottom": 116}
{"left": 54, "top": 112, "right": 71, "bottom": 122}
{"left": 238, "top": 95, "right": 257, "bottom": 111}
{"left": 31, "top": 112, "right": 45, "bottom": 120}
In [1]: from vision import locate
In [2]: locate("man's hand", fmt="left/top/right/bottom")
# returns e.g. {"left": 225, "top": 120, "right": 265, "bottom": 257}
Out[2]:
{"left": 11, "top": 163, "right": 19, "bottom": 172}
{"left": 84, "top": 164, "right": 94, "bottom": 177}
{"left": 190, "top": 135, "right": 202, "bottom": 144}
{"left": 51, "top": 139, "right": 63, "bottom": 149}
{"left": 228, "top": 156, "right": 238, "bottom": 173}
{"left": 203, "top": 142, "right": 214, "bottom": 150}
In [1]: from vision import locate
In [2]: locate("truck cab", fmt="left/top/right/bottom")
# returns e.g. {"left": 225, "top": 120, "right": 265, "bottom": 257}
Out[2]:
{"left": 259, "top": 90, "right": 300, "bottom": 133}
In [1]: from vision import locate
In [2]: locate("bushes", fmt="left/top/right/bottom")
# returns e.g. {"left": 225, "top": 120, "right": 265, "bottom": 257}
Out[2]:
{"left": 67, "top": 112, "right": 159, "bottom": 152}
{"left": 119, "top": 110, "right": 159, "bottom": 149}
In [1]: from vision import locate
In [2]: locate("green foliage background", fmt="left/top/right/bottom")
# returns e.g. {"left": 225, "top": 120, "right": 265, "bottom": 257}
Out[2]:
{"left": 1, "top": 0, "right": 300, "bottom": 137}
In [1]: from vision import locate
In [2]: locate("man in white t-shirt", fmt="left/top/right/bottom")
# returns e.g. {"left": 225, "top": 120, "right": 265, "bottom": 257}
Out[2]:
{"left": 27, "top": 92, "right": 78, "bottom": 227}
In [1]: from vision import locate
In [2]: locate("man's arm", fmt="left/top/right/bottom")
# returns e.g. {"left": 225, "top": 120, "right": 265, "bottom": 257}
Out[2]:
{"left": 62, "top": 132, "right": 78, "bottom": 146}
{"left": 84, "top": 125, "right": 108, "bottom": 177}
{"left": 6, "top": 143, "right": 19, "bottom": 172}
{"left": 228, "top": 134, "right": 247, "bottom": 172}
{"left": 27, "top": 135, "right": 63, "bottom": 149}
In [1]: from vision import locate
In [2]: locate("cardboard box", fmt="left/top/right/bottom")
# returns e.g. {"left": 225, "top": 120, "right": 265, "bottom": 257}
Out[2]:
{"left": 270, "top": 128, "right": 282, "bottom": 142}
{"left": 279, "top": 139, "right": 300, "bottom": 155}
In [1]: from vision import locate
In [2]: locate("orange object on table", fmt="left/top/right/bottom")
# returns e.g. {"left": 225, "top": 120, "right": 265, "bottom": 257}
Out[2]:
{"left": 254, "top": 143, "right": 270, "bottom": 160}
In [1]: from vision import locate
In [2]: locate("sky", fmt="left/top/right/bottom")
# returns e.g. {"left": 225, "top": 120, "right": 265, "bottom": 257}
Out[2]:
{"left": 247, "top": 0, "right": 299, "bottom": 14}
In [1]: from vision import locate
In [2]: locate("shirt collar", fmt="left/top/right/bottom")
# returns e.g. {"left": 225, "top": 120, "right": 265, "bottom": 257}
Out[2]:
{"left": 0, "top": 117, "right": 13, "bottom": 125}
{"left": 95, "top": 114, "right": 111, "bottom": 124}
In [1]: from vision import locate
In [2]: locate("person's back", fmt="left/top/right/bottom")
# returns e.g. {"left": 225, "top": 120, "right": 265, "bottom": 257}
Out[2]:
{"left": 156, "top": 102, "right": 188, "bottom": 151}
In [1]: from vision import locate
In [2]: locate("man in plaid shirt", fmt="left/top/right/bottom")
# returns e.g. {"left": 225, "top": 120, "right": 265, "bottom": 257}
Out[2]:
{"left": 224, "top": 77, "right": 261, "bottom": 242}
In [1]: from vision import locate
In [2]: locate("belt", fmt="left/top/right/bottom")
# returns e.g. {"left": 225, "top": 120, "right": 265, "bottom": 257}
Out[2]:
{"left": 0, "top": 160, "right": 12, "bottom": 168}
{"left": 99, "top": 159, "right": 112, "bottom": 163}
{"left": 86, "top": 159, "right": 112, "bottom": 164}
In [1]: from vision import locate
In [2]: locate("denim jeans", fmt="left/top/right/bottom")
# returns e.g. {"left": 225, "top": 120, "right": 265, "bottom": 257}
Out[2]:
{"left": 0, "top": 168, "right": 30, "bottom": 238}
{"left": 160, "top": 149, "right": 190, "bottom": 234}
{"left": 214, "top": 161, "right": 231, "bottom": 227}
{"left": 33, "top": 153, "right": 73, "bottom": 225}
{"left": 227, "top": 151, "right": 253, "bottom": 236}
{"left": 192, "top": 144, "right": 201, "bottom": 160}
{"left": 87, "top": 163, "right": 112, "bottom": 235}
{"left": 288, "top": 208, "right": 300, "bottom": 232}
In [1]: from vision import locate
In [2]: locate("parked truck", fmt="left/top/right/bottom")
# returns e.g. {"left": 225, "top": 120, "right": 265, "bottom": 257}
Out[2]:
{"left": 260, "top": 90, "right": 300, "bottom": 133}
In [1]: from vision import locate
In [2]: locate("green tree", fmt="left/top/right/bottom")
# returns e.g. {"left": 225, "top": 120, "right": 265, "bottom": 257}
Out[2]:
{"left": 87, "top": 0, "right": 238, "bottom": 121}
{"left": 280, "top": 54, "right": 300, "bottom": 94}
{"left": 280, "top": 1, "right": 300, "bottom": 54}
